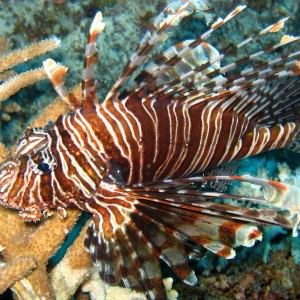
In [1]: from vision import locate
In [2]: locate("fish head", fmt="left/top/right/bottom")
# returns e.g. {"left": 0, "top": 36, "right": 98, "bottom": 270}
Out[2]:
{"left": 0, "top": 126, "right": 58, "bottom": 212}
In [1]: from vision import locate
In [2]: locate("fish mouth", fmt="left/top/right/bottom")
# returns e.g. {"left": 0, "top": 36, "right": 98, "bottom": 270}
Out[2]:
{"left": 0, "top": 159, "right": 19, "bottom": 205}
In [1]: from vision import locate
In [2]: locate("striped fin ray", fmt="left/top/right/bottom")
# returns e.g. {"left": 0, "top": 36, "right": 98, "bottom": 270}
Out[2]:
{"left": 131, "top": 40, "right": 222, "bottom": 96}
{"left": 82, "top": 12, "right": 105, "bottom": 100}
{"left": 125, "top": 11, "right": 290, "bottom": 100}
{"left": 105, "top": 0, "right": 215, "bottom": 101}
{"left": 226, "top": 77, "right": 300, "bottom": 126}
{"left": 43, "top": 59, "right": 81, "bottom": 109}
{"left": 133, "top": 199, "right": 263, "bottom": 259}
{"left": 84, "top": 183, "right": 267, "bottom": 298}
{"left": 156, "top": 39, "right": 300, "bottom": 105}
{"left": 118, "top": 5, "right": 248, "bottom": 100}
{"left": 92, "top": 221, "right": 167, "bottom": 299}
{"left": 130, "top": 174, "right": 300, "bottom": 235}
{"left": 183, "top": 48, "right": 300, "bottom": 103}
{"left": 115, "top": 224, "right": 166, "bottom": 299}
{"left": 44, "top": 12, "right": 105, "bottom": 108}
{"left": 128, "top": 188, "right": 295, "bottom": 231}
{"left": 84, "top": 184, "right": 196, "bottom": 299}
{"left": 128, "top": 206, "right": 197, "bottom": 286}
{"left": 84, "top": 220, "right": 122, "bottom": 284}
{"left": 168, "top": 39, "right": 300, "bottom": 104}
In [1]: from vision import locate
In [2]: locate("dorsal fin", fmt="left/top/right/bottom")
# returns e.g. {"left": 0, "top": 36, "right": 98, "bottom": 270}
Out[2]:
{"left": 112, "top": 7, "right": 299, "bottom": 113}
{"left": 122, "top": 40, "right": 222, "bottom": 98}
{"left": 105, "top": 0, "right": 217, "bottom": 101}
{"left": 138, "top": 32, "right": 299, "bottom": 106}
{"left": 226, "top": 77, "right": 300, "bottom": 126}
{"left": 43, "top": 58, "right": 81, "bottom": 109}
{"left": 43, "top": 12, "right": 105, "bottom": 109}
{"left": 81, "top": 11, "right": 105, "bottom": 101}
{"left": 142, "top": 17, "right": 292, "bottom": 98}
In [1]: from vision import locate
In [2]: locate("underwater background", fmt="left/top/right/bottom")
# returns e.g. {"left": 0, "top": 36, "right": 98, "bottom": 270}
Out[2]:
{"left": 0, "top": 0, "right": 300, "bottom": 299}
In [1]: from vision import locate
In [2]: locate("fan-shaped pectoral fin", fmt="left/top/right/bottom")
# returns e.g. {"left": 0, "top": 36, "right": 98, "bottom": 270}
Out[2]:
{"left": 83, "top": 188, "right": 168, "bottom": 299}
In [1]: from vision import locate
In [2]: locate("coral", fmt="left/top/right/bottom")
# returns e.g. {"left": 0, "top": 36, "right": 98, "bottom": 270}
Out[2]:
{"left": 0, "top": 206, "right": 82, "bottom": 299}
{"left": 0, "top": 68, "right": 46, "bottom": 103}
{"left": 0, "top": 143, "right": 9, "bottom": 163}
{"left": 0, "top": 39, "right": 60, "bottom": 75}
{"left": 50, "top": 220, "right": 92, "bottom": 300}
{"left": 291, "top": 236, "right": 300, "bottom": 265}
{"left": 81, "top": 270, "right": 106, "bottom": 300}
{"left": 0, "top": 38, "right": 60, "bottom": 102}
{"left": 104, "top": 286, "right": 146, "bottom": 300}
{"left": 0, "top": 256, "right": 37, "bottom": 294}
{"left": 163, "top": 278, "right": 178, "bottom": 300}
{"left": 0, "top": 101, "right": 21, "bottom": 122}
{"left": 0, "top": 37, "right": 12, "bottom": 54}
{"left": 0, "top": 37, "right": 60, "bottom": 136}
{"left": 81, "top": 277, "right": 177, "bottom": 300}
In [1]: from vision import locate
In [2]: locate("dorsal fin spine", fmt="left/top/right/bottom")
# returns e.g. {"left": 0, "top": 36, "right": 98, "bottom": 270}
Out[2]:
{"left": 105, "top": 0, "right": 212, "bottom": 101}
{"left": 43, "top": 58, "right": 81, "bottom": 109}
{"left": 82, "top": 11, "right": 105, "bottom": 103}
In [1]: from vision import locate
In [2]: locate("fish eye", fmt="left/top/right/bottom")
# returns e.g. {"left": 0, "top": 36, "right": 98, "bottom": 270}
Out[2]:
{"left": 37, "top": 162, "right": 51, "bottom": 174}
{"left": 29, "top": 150, "right": 57, "bottom": 176}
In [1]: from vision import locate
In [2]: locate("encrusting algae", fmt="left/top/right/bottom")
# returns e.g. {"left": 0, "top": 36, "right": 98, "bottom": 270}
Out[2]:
{"left": 1, "top": 0, "right": 300, "bottom": 299}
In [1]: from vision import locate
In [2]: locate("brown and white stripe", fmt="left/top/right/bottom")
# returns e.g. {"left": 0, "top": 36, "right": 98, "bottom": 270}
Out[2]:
{"left": 1, "top": 1, "right": 300, "bottom": 299}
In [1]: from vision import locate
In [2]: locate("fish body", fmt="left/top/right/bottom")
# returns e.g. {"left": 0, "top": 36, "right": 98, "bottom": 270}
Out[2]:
{"left": 2, "top": 93, "right": 297, "bottom": 212}
{"left": 1, "top": 1, "right": 300, "bottom": 299}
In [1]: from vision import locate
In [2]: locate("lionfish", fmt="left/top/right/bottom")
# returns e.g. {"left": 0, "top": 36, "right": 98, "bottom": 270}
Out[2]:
{"left": 1, "top": 0, "right": 300, "bottom": 298}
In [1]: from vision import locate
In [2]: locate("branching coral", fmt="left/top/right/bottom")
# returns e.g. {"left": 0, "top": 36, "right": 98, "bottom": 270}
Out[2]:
{"left": 0, "top": 255, "right": 37, "bottom": 294}
{"left": 0, "top": 207, "right": 82, "bottom": 298}
{"left": 0, "top": 38, "right": 59, "bottom": 129}
{"left": 0, "top": 142, "right": 9, "bottom": 163}
{"left": 0, "top": 101, "right": 21, "bottom": 122}
{"left": 0, "top": 38, "right": 60, "bottom": 102}
{"left": 50, "top": 220, "right": 92, "bottom": 299}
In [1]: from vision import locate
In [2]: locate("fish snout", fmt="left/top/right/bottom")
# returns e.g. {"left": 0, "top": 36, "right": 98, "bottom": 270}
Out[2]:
{"left": 0, "top": 159, "right": 19, "bottom": 205}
